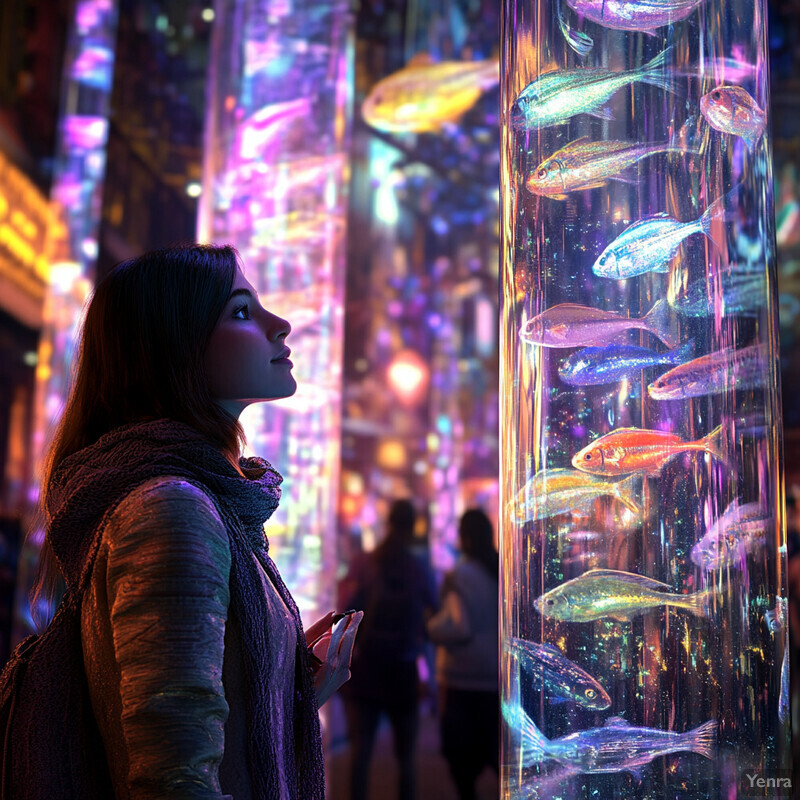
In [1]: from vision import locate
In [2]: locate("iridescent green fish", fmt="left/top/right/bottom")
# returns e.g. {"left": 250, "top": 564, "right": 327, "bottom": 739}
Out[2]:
{"left": 534, "top": 568, "right": 712, "bottom": 621}
{"left": 527, "top": 138, "right": 689, "bottom": 199}
{"left": 511, "top": 469, "right": 641, "bottom": 522}
{"left": 511, "top": 47, "right": 673, "bottom": 129}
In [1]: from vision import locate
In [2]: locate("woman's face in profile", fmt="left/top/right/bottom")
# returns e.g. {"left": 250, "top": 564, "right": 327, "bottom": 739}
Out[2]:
{"left": 203, "top": 268, "right": 296, "bottom": 417}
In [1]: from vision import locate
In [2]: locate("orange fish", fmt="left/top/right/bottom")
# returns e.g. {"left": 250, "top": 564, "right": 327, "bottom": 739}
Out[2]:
{"left": 572, "top": 425, "right": 725, "bottom": 477}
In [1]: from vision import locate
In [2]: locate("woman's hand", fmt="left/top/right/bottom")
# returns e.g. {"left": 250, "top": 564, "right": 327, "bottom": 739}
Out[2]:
{"left": 304, "top": 610, "right": 364, "bottom": 708}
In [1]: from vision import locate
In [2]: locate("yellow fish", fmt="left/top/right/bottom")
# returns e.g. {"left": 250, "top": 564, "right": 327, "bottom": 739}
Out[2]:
{"left": 362, "top": 54, "right": 499, "bottom": 134}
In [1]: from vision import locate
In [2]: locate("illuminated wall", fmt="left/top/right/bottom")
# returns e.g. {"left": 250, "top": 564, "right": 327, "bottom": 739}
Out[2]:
{"left": 199, "top": 0, "right": 352, "bottom": 615}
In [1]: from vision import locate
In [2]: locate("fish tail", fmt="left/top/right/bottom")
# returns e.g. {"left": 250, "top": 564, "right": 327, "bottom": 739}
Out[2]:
{"left": 642, "top": 298, "right": 680, "bottom": 349}
{"left": 667, "top": 339, "right": 695, "bottom": 365}
{"left": 700, "top": 424, "right": 729, "bottom": 466}
{"left": 636, "top": 46, "right": 676, "bottom": 94}
{"left": 615, "top": 474, "right": 642, "bottom": 516}
{"left": 680, "top": 587, "right": 714, "bottom": 617}
{"left": 502, "top": 700, "right": 549, "bottom": 766}
{"left": 685, "top": 720, "right": 717, "bottom": 760}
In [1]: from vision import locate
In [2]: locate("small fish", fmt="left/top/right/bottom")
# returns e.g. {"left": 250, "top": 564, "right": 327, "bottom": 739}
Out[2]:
{"left": 559, "top": 340, "right": 693, "bottom": 386}
{"left": 511, "top": 47, "right": 673, "bottom": 129}
{"left": 534, "top": 568, "right": 713, "bottom": 621}
{"left": 511, "top": 469, "right": 641, "bottom": 522}
{"left": 593, "top": 200, "right": 725, "bottom": 279}
{"left": 572, "top": 426, "right": 725, "bottom": 477}
{"left": 521, "top": 298, "right": 678, "bottom": 348}
{"left": 690, "top": 499, "right": 771, "bottom": 570}
{"left": 505, "top": 701, "right": 716, "bottom": 776}
{"left": 669, "top": 269, "right": 766, "bottom": 317}
{"left": 700, "top": 85, "right": 767, "bottom": 149}
{"left": 527, "top": 137, "right": 688, "bottom": 199}
{"left": 648, "top": 344, "right": 768, "bottom": 400}
{"left": 565, "top": 0, "right": 704, "bottom": 34}
{"left": 362, "top": 54, "right": 499, "bottom": 134}
{"left": 506, "top": 638, "right": 611, "bottom": 709}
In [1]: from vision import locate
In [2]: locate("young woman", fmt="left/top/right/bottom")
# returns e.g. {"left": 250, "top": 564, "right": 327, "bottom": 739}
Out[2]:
{"left": 24, "top": 244, "right": 362, "bottom": 798}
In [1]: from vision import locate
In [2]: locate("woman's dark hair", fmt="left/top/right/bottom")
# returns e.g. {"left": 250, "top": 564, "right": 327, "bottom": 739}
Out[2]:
{"left": 459, "top": 508, "right": 498, "bottom": 578}
{"left": 33, "top": 244, "right": 245, "bottom": 614}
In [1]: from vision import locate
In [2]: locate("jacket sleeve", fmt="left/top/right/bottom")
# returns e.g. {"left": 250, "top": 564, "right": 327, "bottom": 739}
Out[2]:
{"left": 102, "top": 479, "right": 232, "bottom": 799}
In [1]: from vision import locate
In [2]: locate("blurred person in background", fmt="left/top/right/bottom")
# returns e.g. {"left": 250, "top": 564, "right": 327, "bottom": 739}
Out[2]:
{"left": 342, "top": 498, "right": 437, "bottom": 800}
{"left": 427, "top": 508, "right": 499, "bottom": 800}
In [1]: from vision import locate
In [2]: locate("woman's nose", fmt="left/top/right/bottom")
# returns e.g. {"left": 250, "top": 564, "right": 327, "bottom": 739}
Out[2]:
{"left": 265, "top": 311, "right": 291, "bottom": 340}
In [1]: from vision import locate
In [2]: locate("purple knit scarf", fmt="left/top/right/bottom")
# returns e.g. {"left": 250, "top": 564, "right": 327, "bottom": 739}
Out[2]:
{"left": 46, "top": 418, "right": 325, "bottom": 799}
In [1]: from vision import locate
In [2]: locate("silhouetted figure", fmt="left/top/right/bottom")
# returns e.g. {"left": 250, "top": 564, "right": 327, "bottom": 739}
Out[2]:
{"left": 343, "top": 499, "right": 437, "bottom": 800}
{"left": 427, "top": 508, "right": 499, "bottom": 800}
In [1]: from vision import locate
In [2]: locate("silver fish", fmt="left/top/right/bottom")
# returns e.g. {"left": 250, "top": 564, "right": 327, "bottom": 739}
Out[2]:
{"left": 565, "top": 0, "right": 704, "bottom": 34}
{"left": 510, "top": 47, "right": 673, "bottom": 129}
{"left": 511, "top": 469, "right": 642, "bottom": 522}
{"left": 527, "top": 137, "right": 689, "bottom": 198}
{"left": 505, "top": 700, "right": 716, "bottom": 776}
{"left": 690, "top": 499, "right": 771, "bottom": 571}
{"left": 506, "top": 638, "right": 611, "bottom": 709}
{"left": 593, "top": 201, "right": 725, "bottom": 279}
{"left": 559, "top": 340, "right": 693, "bottom": 386}
{"left": 521, "top": 298, "right": 678, "bottom": 348}
{"left": 535, "top": 568, "right": 712, "bottom": 621}
{"left": 648, "top": 343, "right": 768, "bottom": 400}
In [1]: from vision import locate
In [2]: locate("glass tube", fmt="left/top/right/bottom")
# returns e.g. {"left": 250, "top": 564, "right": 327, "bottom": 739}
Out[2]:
{"left": 499, "top": 0, "right": 790, "bottom": 796}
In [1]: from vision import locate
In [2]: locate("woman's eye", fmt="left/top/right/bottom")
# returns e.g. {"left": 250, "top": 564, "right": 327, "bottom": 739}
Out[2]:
{"left": 233, "top": 304, "right": 250, "bottom": 320}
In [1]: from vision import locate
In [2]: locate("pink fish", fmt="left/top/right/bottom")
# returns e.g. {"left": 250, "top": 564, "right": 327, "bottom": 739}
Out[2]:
{"left": 700, "top": 85, "right": 766, "bottom": 149}
{"left": 521, "top": 298, "right": 678, "bottom": 348}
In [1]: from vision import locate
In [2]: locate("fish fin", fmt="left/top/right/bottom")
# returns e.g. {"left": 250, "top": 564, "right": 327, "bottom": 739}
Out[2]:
{"left": 637, "top": 46, "right": 677, "bottom": 95}
{"left": 615, "top": 474, "right": 642, "bottom": 516}
{"left": 668, "top": 339, "right": 696, "bottom": 365}
{"left": 603, "top": 716, "right": 628, "bottom": 727}
{"left": 686, "top": 720, "right": 717, "bottom": 759}
{"left": 700, "top": 424, "right": 728, "bottom": 465}
{"left": 551, "top": 323, "right": 569, "bottom": 340}
{"left": 610, "top": 613, "right": 634, "bottom": 622}
{"left": 502, "top": 702, "right": 549, "bottom": 765}
{"left": 406, "top": 52, "right": 435, "bottom": 68}
{"left": 699, "top": 187, "right": 741, "bottom": 249}
{"left": 679, "top": 587, "right": 715, "bottom": 617}
{"left": 583, "top": 568, "right": 672, "bottom": 591}
{"left": 588, "top": 106, "right": 615, "bottom": 121}
{"left": 579, "top": 180, "right": 612, "bottom": 191}
{"left": 642, "top": 298, "right": 680, "bottom": 349}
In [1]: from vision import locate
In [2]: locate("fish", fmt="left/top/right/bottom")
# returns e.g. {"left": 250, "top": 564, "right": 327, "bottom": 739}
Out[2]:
{"left": 690, "top": 499, "right": 771, "bottom": 570}
{"left": 572, "top": 425, "right": 725, "bottom": 477}
{"left": 521, "top": 298, "right": 678, "bottom": 349}
{"left": 506, "top": 638, "right": 611, "bottom": 709}
{"left": 648, "top": 344, "right": 768, "bottom": 400}
{"left": 505, "top": 700, "right": 716, "bottom": 776}
{"left": 534, "top": 568, "right": 713, "bottom": 621}
{"left": 700, "top": 85, "right": 767, "bottom": 149}
{"left": 527, "top": 137, "right": 688, "bottom": 199}
{"left": 362, "top": 54, "right": 499, "bottom": 134}
{"left": 511, "top": 469, "right": 641, "bottom": 522}
{"left": 592, "top": 199, "right": 726, "bottom": 279}
{"left": 559, "top": 340, "right": 693, "bottom": 386}
{"left": 565, "top": 0, "right": 704, "bottom": 34}
{"left": 511, "top": 47, "right": 673, "bottom": 129}
{"left": 669, "top": 269, "right": 766, "bottom": 317}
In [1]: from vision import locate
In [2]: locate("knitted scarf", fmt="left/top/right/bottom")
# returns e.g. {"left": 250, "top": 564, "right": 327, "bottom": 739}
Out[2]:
{"left": 45, "top": 418, "right": 325, "bottom": 799}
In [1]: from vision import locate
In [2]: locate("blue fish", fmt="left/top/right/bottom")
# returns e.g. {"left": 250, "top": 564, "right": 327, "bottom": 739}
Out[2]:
{"left": 504, "top": 700, "right": 716, "bottom": 777}
{"left": 559, "top": 340, "right": 693, "bottom": 386}
{"left": 669, "top": 269, "right": 765, "bottom": 317}
{"left": 506, "top": 637, "right": 611, "bottom": 709}
{"left": 593, "top": 199, "right": 726, "bottom": 279}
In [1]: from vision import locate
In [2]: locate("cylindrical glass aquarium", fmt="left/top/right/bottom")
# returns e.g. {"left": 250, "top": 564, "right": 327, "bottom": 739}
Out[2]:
{"left": 499, "top": 0, "right": 790, "bottom": 796}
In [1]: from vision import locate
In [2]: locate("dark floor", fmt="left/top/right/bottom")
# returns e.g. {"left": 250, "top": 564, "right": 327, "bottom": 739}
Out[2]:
{"left": 325, "top": 694, "right": 499, "bottom": 800}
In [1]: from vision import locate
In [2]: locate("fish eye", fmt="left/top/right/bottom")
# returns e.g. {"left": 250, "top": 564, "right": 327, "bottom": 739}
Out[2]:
{"left": 585, "top": 689, "right": 596, "bottom": 698}
{"left": 712, "top": 90, "right": 722, "bottom": 100}
{"left": 546, "top": 599, "right": 555, "bottom": 606}
{"left": 584, "top": 453, "right": 592, "bottom": 460}
{"left": 537, "top": 167, "right": 547, "bottom": 179}
{"left": 598, "top": 254, "right": 607, "bottom": 265}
